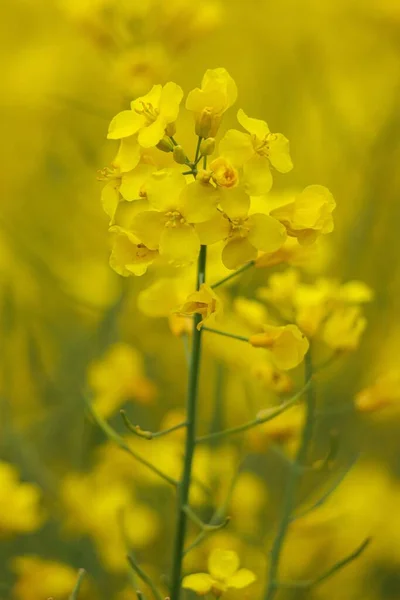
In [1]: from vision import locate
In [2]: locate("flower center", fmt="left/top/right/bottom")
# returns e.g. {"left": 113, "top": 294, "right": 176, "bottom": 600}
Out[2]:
{"left": 253, "top": 133, "right": 277, "bottom": 157}
{"left": 165, "top": 210, "right": 186, "bottom": 228}
{"left": 134, "top": 101, "right": 159, "bottom": 124}
{"left": 230, "top": 217, "right": 250, "bottom": 237}
{"left": 135, "top": 244, "right": 151, "bottom": 259}
{"left": 97, "top": 166, "right": 120, "bottom": 182}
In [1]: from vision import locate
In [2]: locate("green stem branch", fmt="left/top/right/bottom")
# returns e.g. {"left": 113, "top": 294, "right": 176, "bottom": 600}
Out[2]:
{"left": 211, "top": 261, "right": 255, "bottom": 289}
{"left": 69, "top": 569, "right": 86, "bottom": 600}
{"left": 264, "top": 351, "right": 316, "bottom": 600}
{"left": 202, "top": 326, "right": 249, "bottom": 343}
{"left": 170, "top": 245, "right": 207, "bottom": 600}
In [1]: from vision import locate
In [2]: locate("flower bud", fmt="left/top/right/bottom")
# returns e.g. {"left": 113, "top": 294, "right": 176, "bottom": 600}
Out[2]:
{"left": 200, "top": 138, "right": 216, "bottom": 156}
{"left": 173, "top": 145, "right": 187, "bottom": 165}
{"left": 156, "top": 136, "right": 174, "bottom": 153}
{"left": 195, "top": 108, "right": 217, "bottom": 138}
{"left": 165, "top": 122, "right": 176, "bottom": 137}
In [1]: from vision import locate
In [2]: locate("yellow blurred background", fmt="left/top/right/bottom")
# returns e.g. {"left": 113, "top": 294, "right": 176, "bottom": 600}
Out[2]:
{"left": 1, "top": 0, "right": 400, "bottom": 598}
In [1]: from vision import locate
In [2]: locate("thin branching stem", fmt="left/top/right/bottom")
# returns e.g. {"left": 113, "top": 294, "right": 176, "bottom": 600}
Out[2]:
{"left": 120, "top": 411, "right": 187, "bottom": 440}
{"left": 211, "top": 261, "right": 255, "bottom": 289}
{"left": 196, "top": 380, "right": 311, "bottom": 444}
{"left": 84, "top": 395, "right": 178, "bottom": 487}
{"left": 264, "top": 350, "right": 316, "bottom": 600}
{"left": 202, "top": 326, "right": 249, "bottom": 343}
{"left": 170, "top": 245, "right": 207, "bottom": 600}
{"left": 69, "top": 569, "right": 86, "bottom": 600}
{"left": 127, "top": 556, "right": 163, "bottom": 600}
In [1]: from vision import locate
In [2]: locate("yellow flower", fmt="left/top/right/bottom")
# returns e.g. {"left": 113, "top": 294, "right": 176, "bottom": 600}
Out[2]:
{"left": 197, "top": 186, "right": 286, "bottom": 269}
{"left": 88, "top": 342, "right": 156, "bottom": 418}
{"left": 131, "top": 168, "right": 219, "bottom": 265}
{"left": 186, "top": 68, "right": 237, "bottom": 138}
{"left": 182, "top": 548, "right": 256, "bottom": 596}
{"left": 0, "top": 462, "right": 43, "bottom": 537}
{"left": 249, "top": 324, "right": 309, "bottom": 370}
{"left": 109, "top": 226, "right": 159, "bottom": 277}
{"left": 219, "top": 108, "right": 293, "bottom": 195}
{"left": 107, "top": 82, "right": 183, "bottom": 170}
{"left": 270, "top": 185, "right": 336, "bottom": 245}
{"left": 12, "top": 557, "right": 80, "bottom": 600}
{"left": 321, "top": 306, "right": 367, "bottom": 351}
{"left": 99, "top": 162, "right": 157, "bottom": 224}
{"left": 177, "top": 283, "right": 222, "bottom": 329}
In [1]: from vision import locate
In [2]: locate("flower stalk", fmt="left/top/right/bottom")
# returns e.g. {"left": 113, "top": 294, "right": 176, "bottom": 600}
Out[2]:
{"left": 170, "top": 244, "right": 207, "bottom": 600}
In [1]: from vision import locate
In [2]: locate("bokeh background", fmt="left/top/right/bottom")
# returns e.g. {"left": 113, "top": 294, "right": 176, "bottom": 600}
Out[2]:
{"left": 1, "top": 0, "right": 400, "bottom": 598}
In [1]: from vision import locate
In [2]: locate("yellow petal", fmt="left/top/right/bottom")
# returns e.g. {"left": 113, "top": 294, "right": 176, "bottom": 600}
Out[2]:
{"left": 180, "top": 181, "right": 220, "bottom": 223}
{"left": 182, "top": 573, "right": 214, "bottom": 595}
{"left": 159, "top": 224, "right": 200, "bottom": 265}
{"left": 219, "top": 187, "right": 250, "bottom": 219}
{"left": 268, "top": 133, "right": 293, "bottom": 173}
{"left": 147, "top": 169, "right": 187, "bottom": 211}
{"left": 227, "top": 568, "right": 257, "bottom": 589}
{"left": 131, "top": 84, "right": 162, "bottom": 112}
{"left": 137, "top": 278, "right": 188, "bottom": 317}
{"left": 131, "top": 210, "right": 165, "bottom": 249}
{"left": 119, "top": 164, "right": 156, "bottom": 201}
{"left": 208, "top": 549, "right": 240, "bottom": 581}
{"left": 107, "top": 110, "right": 144, "bottom": 140}
{"left": 243, "top": 154, "right": 273, "bottom": 195}
{"left": 202, "top": 68, "right": 237, "bottom": 107}
{"left": 222, "top": 237, "right": 257, "bottom": 270}
{"left": 101, "top": 180, "right": 120, "bottom": 223}
{"left": 138, "top": 118, "right": 166, "bottom": 148}
{"left": 219, "top": 129, "right": 254, "bottom": 166}
{"left": 247, "top": 213, "right": 287, "bottom": 253}
{"left": 237, "top": 108, "right": 269, "bottom": 139}
{"left": 159, "top": 82, "right": 183, "bottom": 121}
{"left": 195, "top": 213, "right": 230, "bottom": 245}
{"left": 113, "top": 136, "right": 141, "bottom": 173}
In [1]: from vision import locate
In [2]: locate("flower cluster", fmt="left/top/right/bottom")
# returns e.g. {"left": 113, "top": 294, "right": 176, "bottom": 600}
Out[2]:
{"left": 101, "top": 68, "right": 335, "bottom": 275}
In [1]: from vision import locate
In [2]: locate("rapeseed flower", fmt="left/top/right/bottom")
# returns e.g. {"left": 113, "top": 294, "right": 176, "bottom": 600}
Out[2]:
{"left": 249, "top": 323, "right": 309, "bottom": 370}
{"left": 270, "top": 185, "right": 336, "bottom": 245}
{"left": 177, "top": 283, "right": 222, "bottom": 329}
{"left": 0, "top": 462, "right": 43, "bottom": 537}
{"left": 219, "top": 108, "right": 293, "bottom": 195}
{"left": 12, "top": 557, "right": 80, "bottom": 600}
{"left": 182, "top": 548, "right": 256, "bottom": 596}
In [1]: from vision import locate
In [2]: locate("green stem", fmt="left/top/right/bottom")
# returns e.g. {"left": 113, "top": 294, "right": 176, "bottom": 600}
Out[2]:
{"left": 264, "top": 351, "right": 316, "bottom": 600}
{"left": 211, "top": 261, "right": 255, "bottom": 289}
{"left": 69, "top": 569, "right": 86, "bottom": 600}
{"left": 196, "top": 380, "right": 310, "bottom": 444}
{"left": 202, "top": 326, "right": 249, "bottom": 343}
{"left": 170, "top": 245, "right": 207, "bottom": 600}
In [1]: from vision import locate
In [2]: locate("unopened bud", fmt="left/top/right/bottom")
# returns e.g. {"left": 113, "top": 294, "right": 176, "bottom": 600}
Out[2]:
{"left": 200, "top": 138, "right": 215, "bottom": 156}
{"left": 195, "top": 108, "right": 214, "bottom": 138}
{"left": 196, "top": 169, "right": 212, "bottom": 183}
{"left": 165, "top": 122, "right": 176, "bottom": 137}
{"left": 173, "top": 145, "right": 187, "bottom": 165}
{"left": 156, "top": 136, "right": 174, "bottom": 153}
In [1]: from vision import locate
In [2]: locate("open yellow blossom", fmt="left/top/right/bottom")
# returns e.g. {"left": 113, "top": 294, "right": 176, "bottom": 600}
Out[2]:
{"left": 12, "top": 557, "right": 80, "bottom": 600}
{"left": 196, "top": 186, "right": 286, "bottom": 269}
{"left": 107, "top": 82, "right": 183, "bottom": 170}
{"left": 131, "top": 168, "right": 219, "bottom": 265}
{"left": 321, "top": 306, "right": 367, "bottom": 351}
{"left": 99, "top": 162, "right": 157, "bottom": 224}
{"left": 182, "top": 548, "right": 256, "bottom": 596}
{"left": 177, "top": 283, "right": 222, "bottom": 329}
{"left": 0, "top": 462, "right": 43, "bottom": 537}
{"left": 219, "top": 108, "right": 293, "bottom": 195}
{"left": 186, "top": 68, "right": 237, "bottom": 138}
{"left": 109, "top": 226, "right": 159, "bottom": 277}
{"left": 88, "top": 342, "right": 156, "bottom": 418}
{"left": 249, "top": 324, "right": 309, "bottom": 370}
{"left": 270, "top": 185, "right": 336, "bottom": 245}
